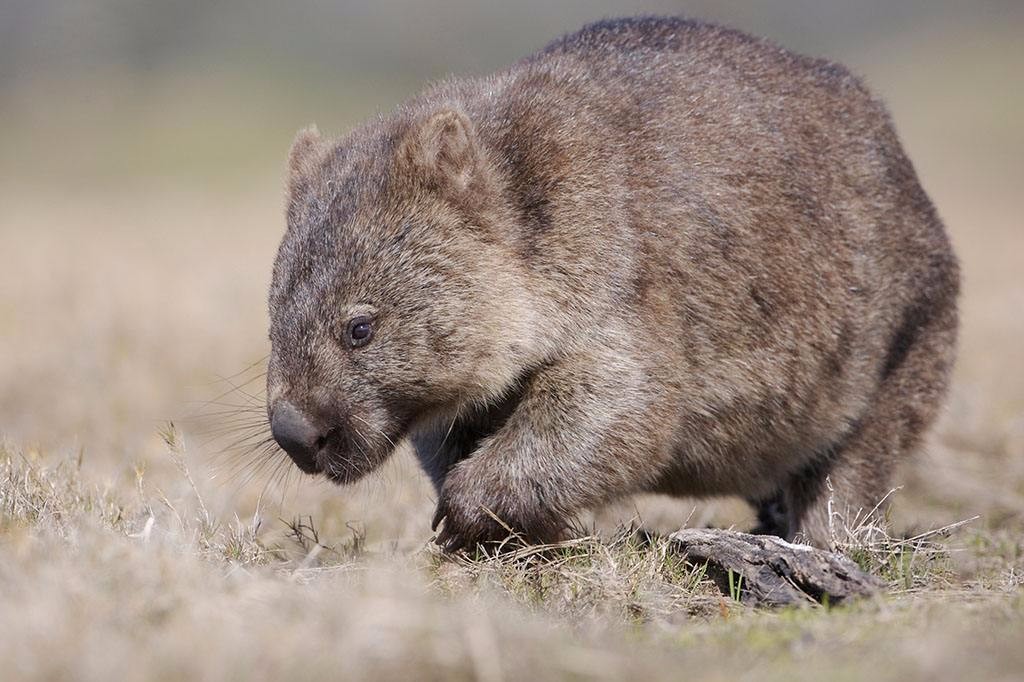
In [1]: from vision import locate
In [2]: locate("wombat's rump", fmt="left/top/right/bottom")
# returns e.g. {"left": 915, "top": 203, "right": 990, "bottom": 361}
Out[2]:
{"left": 266, "top": 17, "right": 959, "bottom": 549}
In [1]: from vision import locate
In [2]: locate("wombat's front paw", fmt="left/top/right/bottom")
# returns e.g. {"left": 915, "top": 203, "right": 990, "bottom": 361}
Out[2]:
{"left": 431, "top": 485, "right": 503, "bottom": 553}
{"left": 431, "top": 461, "right": 565, "bottom": 553}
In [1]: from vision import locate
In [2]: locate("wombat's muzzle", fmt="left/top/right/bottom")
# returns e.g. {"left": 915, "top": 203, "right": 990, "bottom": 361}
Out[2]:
{"left": 270, "top": 400, "right": 324, "bottom": 474}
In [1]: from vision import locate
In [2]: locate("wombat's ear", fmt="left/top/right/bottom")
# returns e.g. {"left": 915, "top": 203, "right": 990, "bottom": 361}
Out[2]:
{"left": 398, "top": 109, "right": 478, "bottom": 194}
{"left": 287, "top": 125, "right": 324, "bottom": 193}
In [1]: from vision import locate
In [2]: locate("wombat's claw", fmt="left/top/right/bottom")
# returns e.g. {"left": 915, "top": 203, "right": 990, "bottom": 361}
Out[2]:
{"left": 431, "top": 502, "right": 469, "bottom": 552}
{"left": 430, "top": 505, "right": 445, "bottom": 532}
{"left": 433, "top": 524, "right": 469, "bottom": 553}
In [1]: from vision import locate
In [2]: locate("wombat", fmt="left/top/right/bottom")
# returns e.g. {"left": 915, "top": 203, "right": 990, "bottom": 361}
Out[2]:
{"left": 266, "top": 17, "right": 959, "bottom": 550}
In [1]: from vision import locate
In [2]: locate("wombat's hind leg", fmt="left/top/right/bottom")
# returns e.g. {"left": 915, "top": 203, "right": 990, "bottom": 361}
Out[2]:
{"left": 784, "top": 438, "right": 901, "bottom": 548}
{"left": 786, "top": 290, "right": 958, "bottom": 548}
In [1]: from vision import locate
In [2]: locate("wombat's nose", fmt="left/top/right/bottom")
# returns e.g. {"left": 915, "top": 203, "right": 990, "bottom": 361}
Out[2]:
{"left": 271, "top": 401, "right": 323, "bottom": 473}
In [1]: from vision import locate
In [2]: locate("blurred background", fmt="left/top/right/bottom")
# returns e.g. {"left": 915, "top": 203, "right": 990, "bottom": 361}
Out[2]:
{"left": 1, "top": 0, "right": 1022, "bottom": 543}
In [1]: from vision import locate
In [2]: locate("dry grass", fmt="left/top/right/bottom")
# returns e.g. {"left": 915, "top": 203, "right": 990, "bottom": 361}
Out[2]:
{"left": 1, "top": 20, "right": 1022, "bottom": 682}
{"left": 1, "top": 438, "right": 1021, "bottom": 682}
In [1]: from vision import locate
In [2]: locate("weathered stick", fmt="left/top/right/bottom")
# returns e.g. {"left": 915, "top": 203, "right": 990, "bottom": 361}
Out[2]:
{"left": 669, "top": 528, "right": 883, "bottom": 607}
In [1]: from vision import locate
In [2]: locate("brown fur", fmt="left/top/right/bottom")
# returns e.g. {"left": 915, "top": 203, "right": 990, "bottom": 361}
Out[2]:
{"left": 266, "top": 17, "right": 959, "bottom": 549}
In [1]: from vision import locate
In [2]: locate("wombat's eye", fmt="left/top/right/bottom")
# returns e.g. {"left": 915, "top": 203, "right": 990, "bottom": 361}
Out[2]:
{"left": 346, "top": 316, "right": 374, "bottom": 348}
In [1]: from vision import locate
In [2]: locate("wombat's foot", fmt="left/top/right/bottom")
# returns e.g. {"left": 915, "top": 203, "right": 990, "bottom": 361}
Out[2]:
{"left": 431, "top": 457, "right": 566, "bottom": 552}
{"left": 749, "top": 492, "right": 790, "bottom": 537}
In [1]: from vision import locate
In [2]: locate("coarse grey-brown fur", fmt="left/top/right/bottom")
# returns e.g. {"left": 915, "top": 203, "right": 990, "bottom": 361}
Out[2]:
{"left": 266, "top": 16, "right": 959, "bottom": 550}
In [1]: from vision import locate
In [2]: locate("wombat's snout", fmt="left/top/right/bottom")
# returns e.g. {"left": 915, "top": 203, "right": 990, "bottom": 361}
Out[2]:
{"left": 270, "top": 401, "right": 325, "bottom": 474}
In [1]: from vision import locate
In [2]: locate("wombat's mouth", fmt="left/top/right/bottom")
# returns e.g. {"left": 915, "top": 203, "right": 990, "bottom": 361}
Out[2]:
{"left": 317, "top": 446, "right": 389, "bottom": 485}
{"left": 314, "top": 419, "right": 408, "bottom": 486}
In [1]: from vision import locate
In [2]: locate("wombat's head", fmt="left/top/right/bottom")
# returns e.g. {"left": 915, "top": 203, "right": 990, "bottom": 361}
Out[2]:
{"left": 266, "top": 108, "right": 537, "bottom": 483}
